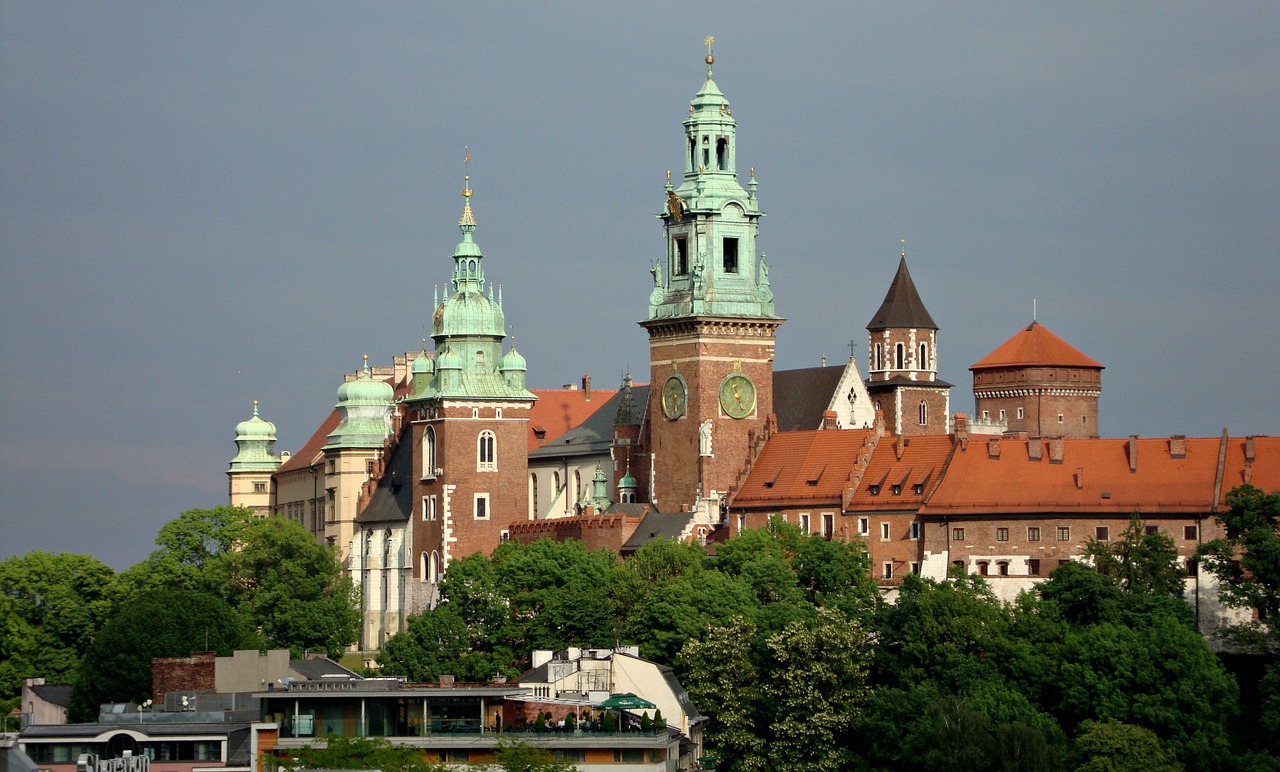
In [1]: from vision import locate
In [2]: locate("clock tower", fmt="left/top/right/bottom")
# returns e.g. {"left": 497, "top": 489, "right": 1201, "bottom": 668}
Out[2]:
{"left": 641, "top": 41, "right": 782, "bottom": 521}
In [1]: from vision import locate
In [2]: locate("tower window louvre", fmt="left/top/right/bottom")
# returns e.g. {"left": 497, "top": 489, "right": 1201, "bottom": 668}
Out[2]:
{"left": 723, "top": 237, "right": 738, "bottom": 274}
{"left": 673, "top": 236, "right": 688, "bottom": 276}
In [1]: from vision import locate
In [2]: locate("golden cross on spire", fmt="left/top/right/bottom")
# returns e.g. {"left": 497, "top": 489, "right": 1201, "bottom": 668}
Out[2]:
{"left": 704, "top": 35, "right": 715, "bottom": 75}
{"left": 704, "top": 35, "right": 715, "bottom": 53}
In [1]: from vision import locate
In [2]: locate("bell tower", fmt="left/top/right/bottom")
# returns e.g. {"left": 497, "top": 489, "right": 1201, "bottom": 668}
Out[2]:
{"left": 641, "top": 40, "right": 783, "bottom": 520}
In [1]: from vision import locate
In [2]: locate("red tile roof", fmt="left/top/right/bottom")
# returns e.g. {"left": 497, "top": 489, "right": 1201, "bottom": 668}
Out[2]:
{"left": 922, "top": 436, "right": 1222, "bottom": 516}
{"left": 732, "top": 429, "right": 877, "bottom": 508}
{"left": 846, "top": 435, "right": 956, "bottom": 511}
{"left": 1220, "top": 435, "right": 1280, "bottom": 505}
{"left": 527, "top": 388, "right": 619, "bottom": 452}
{"left": 276, "top": 409, "right": 340, "bottom": 474}
{"left": 971, "top": 322, "right": 1103, "bottom": 370}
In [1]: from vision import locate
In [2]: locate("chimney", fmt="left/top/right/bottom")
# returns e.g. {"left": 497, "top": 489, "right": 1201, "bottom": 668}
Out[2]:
{"left": 1128, "top": 435, "right": 1139, "bottom": 473}
{"left": 874, "top": 409, "right": 886, "bottom": 437}
{"left": 1169, "top": 435, "right": 1186, "bottom": 459}
{"left": 895, "top": 436, "right": 906, "bottom": 461}
{"left": 1049, "top": 438, "right": 1064, "bottom": 464}
{"left": 988, "top": 437, "right": 1001, "bottom": 459}
{"left": 1246, "top": 435, "right": 1256, "bottom": 463}
{"left": 1027, "top": 439, "right": 1043, "bottom": 462}
{"left": 767, "top": 413, "right": 778, "bottom": 433}
{"left": 822, "top": 410, "right": 838, "bottom": 430}
{"left": 954, "top": 413, "right": 969, "bottom": 440}
{"left": 1075, "top": 467, "right": 1084, "bottom": 490}
{"left": 582, "top": 375, "right": 592, "bottom": 400}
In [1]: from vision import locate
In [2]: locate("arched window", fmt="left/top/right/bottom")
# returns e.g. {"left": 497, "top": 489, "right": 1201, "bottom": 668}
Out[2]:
{"left": 874, "top": 343, "right": 883, "bottom": 370}
{"left": 421, "top": 552, "right": 429, "bottom": 582}
{"left": 554, "top": 471, "right": 561, "bottom": 492}
{"left": 895, "top": 343, "right": 905, "bottom": 370}
{"left": 919, "top": 342, "right": 929, "bottom": 370}
{"left": 477, "top": 430, "right": 496, "bottom": 471}
{"left": 531, "top": 474, "right": 538, "bottom": 516}
{"left": 574, "top": 470, "right": 582, "bottom": 502}
{"left": 475, "top": 350, "right": 484, "bottom": 367}
{"left": 429, "top": 551, "right": 440, "bottom": 583}
{"left": 423, "top": 426, "right": 436, "bottom": 477}
{"left": 918, "top": 400, "right": 928, "bottom": 426}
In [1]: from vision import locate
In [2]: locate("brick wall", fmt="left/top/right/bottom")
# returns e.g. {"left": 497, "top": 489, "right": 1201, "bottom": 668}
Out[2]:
{"left": 151, "top": 652, "right": 215, "bottom": 703}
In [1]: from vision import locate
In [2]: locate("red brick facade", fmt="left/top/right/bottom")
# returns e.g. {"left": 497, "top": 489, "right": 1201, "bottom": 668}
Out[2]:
{"left": 507, "top": 513, "right": 645, "bottom": 553}
{"left": 643, "top": 316, "right": 781, "bottom": 513}
{"left": 151, "top": 651, "right": 215, "bottom": 703}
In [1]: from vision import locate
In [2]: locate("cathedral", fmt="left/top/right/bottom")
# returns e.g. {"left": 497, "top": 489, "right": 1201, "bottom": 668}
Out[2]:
{"left": 229, "top": 47, "right": 1277, "bottom": 654}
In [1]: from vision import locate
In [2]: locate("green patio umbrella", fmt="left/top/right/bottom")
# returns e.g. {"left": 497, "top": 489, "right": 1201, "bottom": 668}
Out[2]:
{"left": 594, "top": 693, "right": 657, "bottom": 710}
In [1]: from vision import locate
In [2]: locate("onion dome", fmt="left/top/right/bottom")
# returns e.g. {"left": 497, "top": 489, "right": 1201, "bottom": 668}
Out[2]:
{"left": 325, "top": 356, "right": 394, "bottom": 450}
{"left": 436, "top": 345, "right": 463, "bottom": 371}
{"left": 500, "top": 345, "right": 527, "bottom": 372}
{"left": 229, "top": 401, "right": 281, "bottom": 472}
{"left": 411, "top": 347, "right": 434, "bottom": 375}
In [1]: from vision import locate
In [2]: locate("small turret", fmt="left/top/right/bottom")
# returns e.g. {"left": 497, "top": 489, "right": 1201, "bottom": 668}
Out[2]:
{"left": 500, "top": 345, "right": 528, "bottom": 390}
{"left": 325, "top": 356, "right": 394, "bottom": 450}
{"left": 229, "top": 401, "right": 281, "bottom": 472}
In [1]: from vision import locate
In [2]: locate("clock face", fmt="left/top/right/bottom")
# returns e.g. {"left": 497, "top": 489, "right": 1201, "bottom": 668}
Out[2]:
{"left": 719, "top": 373, "right": 756, "bottom": 419}
{"left": 661, "top": 375, "right": 688, "bottom": 420}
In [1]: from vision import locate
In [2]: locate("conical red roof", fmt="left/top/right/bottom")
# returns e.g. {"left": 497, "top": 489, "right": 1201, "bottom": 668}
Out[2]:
{"left": 971, "top": 322, "right": 1103, "bottom": 370}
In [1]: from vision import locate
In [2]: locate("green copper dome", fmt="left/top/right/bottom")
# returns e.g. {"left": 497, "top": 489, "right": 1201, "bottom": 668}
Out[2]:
{"left": 411, "top": 349, "right": 434, "bottom": 374}
{"left": 324, "top": 358, "right": 394, "bottom": 450}
{"left": 500, "top": 346, "right": 527, "bottom": 372}
{"left": 229, "top": 401, "right": 281, "bottom": 472}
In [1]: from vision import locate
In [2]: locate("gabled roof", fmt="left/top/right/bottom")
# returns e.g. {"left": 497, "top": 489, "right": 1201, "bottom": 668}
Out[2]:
{"left": 867, "top": 256, "right": 938, "bottom": 331}
{"left": 922, "top": 436, "right": 1223, "bottom": 516}
{"left": 276, "top": 409, "right": 340, "bottom": 474}
{"left": 527, "top": 387, "right": 619, "bottom": 452}
{"left": 772, "top": 366, "right": 845, "bottom": 431}
{"left": 846, "top": 435, "right": 955, "bottom": 512}
{"left": 621, "top": 510, "right": 694, "bottom": 553}
{"left": 971, "top": 321, "right": 1103, "bottom": 370}
{"left": 354, "top": 424, "right": 415, "bottom": 525}
{"left": 529, "top": 387, "right": 645, "bottom": 459}
{"left": 732, "top": 429, "right": 876, "bottom": 508}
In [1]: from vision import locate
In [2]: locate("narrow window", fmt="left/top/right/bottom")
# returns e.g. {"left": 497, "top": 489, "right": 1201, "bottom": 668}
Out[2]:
{"left": 998, "top": 561, "right": 1010, "bottom": 576}
{"left": 702, "top": 136, "right": 710, "bottom": 169}
{"left": 919, "top": 400, "right": 928, "bottom": 426}
{"left": 716, "top": 137, "right": 728, "bottom": 169}
{"left": 874, "top": 344, "right": 883, "bottom": 370}
{"left": 1095, "top": 526, "right": 1109, "bottom": 541}
{"left": 822, "top": 513, "right": 834, "bottom": 538}
{"left": 952, "top": 527, "right": 965, "bottom": 541}
{"left": 574, "top": 470, "right": 581, "bottom": 502}
{"left": 673, "top": 236, "right": 688, "bottom": 276}
{"left": 477, "top": 430, "right": 496, "bottom": 471}
{"left": 982, "top": 410, "right": 990, "bottom": 420}
{"left": 1058, "top": 414, "right": 1065, "bottom": 423}
{"left": 978, "top": 561, "right": 989, "bottom": 576}
{"left": 688, "top": 137, "right": 696, "bottom": 171}
{"left": 475, "top": 493, "right": 489, "bottom": 520}
{"left": 1017, "top": 407, "right": 1025, "bottom": 420}
{"left": 895, "top": 343, "right": 905, "bottom": 369}
{"left": 430, "top": 552, "right": 440, "bottom": 582}
{"left": 858, "top": 517, "right": 869, "bottom": 536}
{"left": 1028, "top": 559, "right": 1041, "bottom": 576}
{"left": 997, "top": 527, "right": 1009, "bottom": 542}
{"left": 909, "top": 521, "right": 921, "bottom": 540}
{"left": 911, "top": 562, "right": 921, "bottom": 575}
{"left": 998, "top": 409, "right": 1007, "bottom": 421}
{"left": 722, "top": 237, "right": 739, "bottom": 273}
{"left": 421, "top": 552, "right": 429, "bottom": 581}
{"left": 882, "top": 562, "right": 893, "bottom": 580}
{"left": 1027, "top": 526, "right": 1041, "bottom": 541}
{"left": 423, "top": 427, "right": 437, "bottom": 476}
{"left": 919, "top": 342, "right": 929, "bottom": 370}
{"left": 799, "top": 513, "right": 810, "bottom": 533}
{"left": 880, "top": 522, "right": 890, "bottom": 540}
{"left": 422, "top": 496, "right": 430, "bottom": 521}
{"left": 1058, "top": 526, "right": 1071, "bottom": 541}
{"left": 531, "top": 474, "right": 538, "bottom": 516}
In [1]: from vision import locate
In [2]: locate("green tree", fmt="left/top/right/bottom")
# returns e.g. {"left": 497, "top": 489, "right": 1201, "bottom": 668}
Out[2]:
{"left": 288, "top": 736, "right": 446, "bottom": 772}
{"left": 1073, "top": 720, "right": 1182, "bottom": 772}
{"left": 680, "top": 616, "right": 766, "bottom": 772}
{"left": 114, "top": 506, "right": 251, "bottom": 598}
{"left": 1199, "top": 485, "right": 1280, "bottom": 650}
{"left": 494, "top": 739, "right": 578, "bottom": 771}
{"left": 1083, "top": 514, "right": 1185, "bottom": 599}
{"left": 379, "top": 604, "right": 476, "bottom": 682}
{"left": 218, "top": 516, "right": 359, "bottom": 657}
{"left": 68, "top": 588, "right": 252, "bottom": 721}
{"left": 0, "top": 551, "right": 117, "bottom": 700}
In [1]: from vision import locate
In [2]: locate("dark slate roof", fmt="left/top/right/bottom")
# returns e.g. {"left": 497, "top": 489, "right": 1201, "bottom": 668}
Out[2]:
{"left": 30, "top": 683, "right": 73, "bottom": 708}
{"left": 865, "top": 374, "right": 954, "bottom": 391}
{"left": 20, "top": 722, "right": 249, "bottom": 739}
{"left": 529, "top": 386, "right": 650, "bottom": 460}
{"left": 620, "top": 510, "right": 694, "bottom": 554}
{"left": 290, "top": 657, "right": 362, "bottom": 682}
{"left": 772, "top": 366, "right": 843, "bottom": 431}
{"left": 603, "top": 502, "right": 651, "bottom": 518}
{"left": 867, "top": 256, "right": 938, "bottom": 331}
{"left": 354, "top": 425, "right": 414, "bottom": 525}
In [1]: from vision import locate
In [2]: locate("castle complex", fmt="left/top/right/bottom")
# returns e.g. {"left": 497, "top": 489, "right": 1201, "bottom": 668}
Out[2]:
{"left": 228, "top": 48, "right": 1276, "bottom": 653}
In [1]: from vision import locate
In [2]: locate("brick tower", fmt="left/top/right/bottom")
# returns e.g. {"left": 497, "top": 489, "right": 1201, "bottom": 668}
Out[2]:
{"left": 865, "top": 247, "right": 952, "bottom": 435}
{"left": 640, "top": 42, "right": 782, "bottom": 522}
{"left": 402, "top": 174, "right": 537, "bottom": 584}
{"left": 971, "top": 321, "right": 1103, "bottom": 438}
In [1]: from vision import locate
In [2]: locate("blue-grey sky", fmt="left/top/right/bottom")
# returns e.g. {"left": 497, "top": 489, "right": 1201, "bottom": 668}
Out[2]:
{"left": 2, "top": 3, "right": 1277, "bottom": 570}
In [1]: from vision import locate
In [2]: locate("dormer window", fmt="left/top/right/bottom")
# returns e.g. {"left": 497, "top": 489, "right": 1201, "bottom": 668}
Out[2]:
{"left": 891, "top": 484, "right": 902, "bottom": 496}
{"left": 914, "top": 483, "right": 924, "bottom": 495}
{"left": 869, "top": 484, "right": 881, "bottom": 496}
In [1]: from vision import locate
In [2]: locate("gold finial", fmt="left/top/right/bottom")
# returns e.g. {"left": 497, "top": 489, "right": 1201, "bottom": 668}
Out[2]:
{"left": 704, "top": 35, "right": 715, "bottom": 74}
{"left": 463, "top": 147, "right": 472, "bottom": 198}
{"left": 666, "top": 169, "right": 671, "bottom": 182}
{"left": 750, "top": 166, "right": 755, "bottom": 178}
{"left": 901, "top": 239, "right": 906, "bottom": 258}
